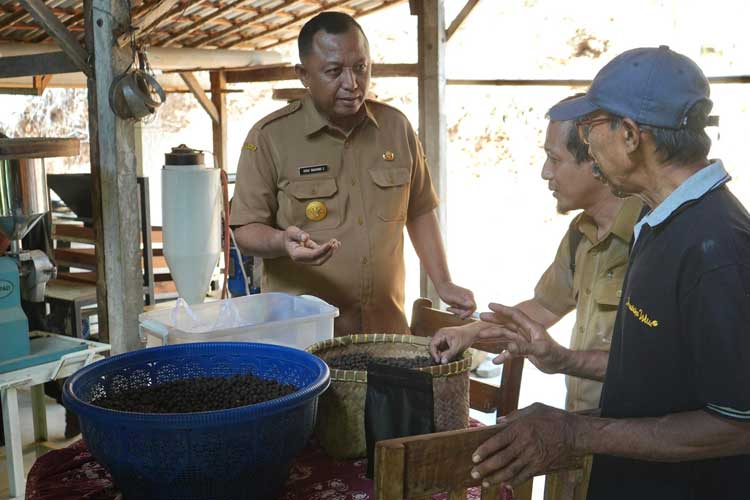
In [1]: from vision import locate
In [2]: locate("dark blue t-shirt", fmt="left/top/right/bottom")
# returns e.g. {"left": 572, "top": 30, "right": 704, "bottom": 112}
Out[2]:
{"left": 587, "top": 186, "right": 750, "bottom": 500}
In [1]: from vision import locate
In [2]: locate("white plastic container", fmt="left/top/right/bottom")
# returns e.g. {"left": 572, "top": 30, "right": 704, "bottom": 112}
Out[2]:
{"left": 139, "top": 292, "right": 339, "bottom": 350}
{"left": 161, "top": 145, "right": 221, "bottom": 305}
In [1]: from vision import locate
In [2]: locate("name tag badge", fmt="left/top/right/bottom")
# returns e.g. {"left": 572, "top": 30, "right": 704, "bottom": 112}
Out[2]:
{"left": 299, "top": 164, "right": 329, "bottom": 176}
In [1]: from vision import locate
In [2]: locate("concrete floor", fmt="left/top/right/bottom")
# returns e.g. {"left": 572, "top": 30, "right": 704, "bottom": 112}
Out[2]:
{"left": 0, "top": 389, "right": 78, "bottom": 500}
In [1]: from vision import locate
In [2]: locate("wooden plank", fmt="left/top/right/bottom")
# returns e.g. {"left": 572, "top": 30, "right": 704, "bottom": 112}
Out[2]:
{"left": 116, "top": 0, "right": 181, "bottom": 47}
{"left": 86, "top": 0, "right": 144, "bottom": 354}
{"left": 469, "top": 378, "right": 502, "bottom": 413}
{"left": 54, "top": 247, "right": 167, "bottom": 270}
{"left": 446, "top": 0, "right": 480, "bottom": 40}
{"left": 0, "top": 51, "right": 79, "bottom": 78}
{"left": 56, "top": 272, "right": 97, "bottom": 285}
{"left": 416, "top": 0, "right": 446, "bottom": 305}
{"left": 180, "top": 71, "right": 220, "bottom": 123}
{"left": 498, "top": 357, "right": 524, "bottom": 416}
{"left": 447, "top": 78, "right": 592, "bottom": 87}
{"left": 1, "top": 386, "right": 25, "bottom": 497}
{"left": 0, "top": 137, "right": 79, "bottom": 159}
{"left": 30, "top": 384, "right": 48, "bottom": 441}
{"left": 374, "top": 441, "right": 406, "bottom": 500}
{"left": 32, "top": 74, "right": 53, "bottom": 94}
{"left": 397, "top": 424, "right": 501, "bottom": 497}
{"left": 272, "top": 87, "right": 306, "bottom": 101}
{"left": 446, "top": 76, "right": 750, "bottom": 86}
{"left": 409, "top": 297, "right": 474, "bottom": 338}
{"left": 0, "top": 87, "right": 43, "bottom": 95}
{"left": 210, "top": 70, "right": 227, "bottom": 170}
{"left": 224, "top": 63, "right": 418, "bottom": 83}
{"left": 53, "top": 224, "right": 95, "bottom": 243}
{"left": 54, "top": 247, "right": 96, "bottom": 269}
{"left": 17, "top": 0, "right": 91, "bottom": 77}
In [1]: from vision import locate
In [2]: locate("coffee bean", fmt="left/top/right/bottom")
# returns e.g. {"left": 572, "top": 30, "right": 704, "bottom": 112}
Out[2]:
{"left": 91, "top": 374, "right": 298, "bottom": 413}
{"left": 326, "top": 353, "right": 437, "bottom": 371}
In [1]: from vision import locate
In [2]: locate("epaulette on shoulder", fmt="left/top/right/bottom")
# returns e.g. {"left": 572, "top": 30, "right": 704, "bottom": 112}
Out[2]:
{"left": 365, "top": 98, "right": 408, "bottom": 119}
{"left": 256, "top": 100, "right": 302, "bottom": 129}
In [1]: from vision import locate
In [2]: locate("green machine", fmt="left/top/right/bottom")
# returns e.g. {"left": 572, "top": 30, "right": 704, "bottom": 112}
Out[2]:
{"left": 0, "top": 138, "right": 80, "bottom": 367}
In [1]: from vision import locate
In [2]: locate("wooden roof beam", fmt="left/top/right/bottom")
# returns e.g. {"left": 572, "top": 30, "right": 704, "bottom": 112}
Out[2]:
{"left": 446, "top": 0, "right": 479, "bottom": 40}
{"left": 164, "top": 0, "right": 255, "bottom": 47}
{"left": 116, "top": 0, "right": 182, "bottom": 47}
{"left": 179, "top": 71, "right": 219, "bottom": 123}
{"left": 0, "top": 52, "right": 79, "bottom": 78}
{"left": 16, "top": 0, "right": 91, "bottom": 76}
{"left": 224, "top": 63, "right": 417, "bottom": 83}
{"left": 0, "top": 4, "right": 77, "bottom": 16}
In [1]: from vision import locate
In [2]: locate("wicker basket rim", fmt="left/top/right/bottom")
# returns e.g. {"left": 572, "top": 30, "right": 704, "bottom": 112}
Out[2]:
{"left": 306, "top": 333, "right": 472, "bottom": 381}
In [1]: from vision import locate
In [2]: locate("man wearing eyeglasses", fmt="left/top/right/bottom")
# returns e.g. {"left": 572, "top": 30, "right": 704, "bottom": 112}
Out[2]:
{"left": 430, "top": 94, "right": 642, "bottom": 500}
{"left": 458, "top": 46, "right": 750, "bottom": 500}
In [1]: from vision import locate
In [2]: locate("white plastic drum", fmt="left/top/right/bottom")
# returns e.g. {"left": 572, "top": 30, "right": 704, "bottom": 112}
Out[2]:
{"left": 162, "top": 161, "right": 221, "bottom": 305}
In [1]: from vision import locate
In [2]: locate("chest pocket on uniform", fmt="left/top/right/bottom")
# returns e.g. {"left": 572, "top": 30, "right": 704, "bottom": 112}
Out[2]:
{"left": 369, "top": 167, "right": 410, "bottom": 222}
{"left": 285, "top": 178, "right": 342, "bottom": 231}
{"left": 594, "top": 280, "right": 622, "bottom": 308}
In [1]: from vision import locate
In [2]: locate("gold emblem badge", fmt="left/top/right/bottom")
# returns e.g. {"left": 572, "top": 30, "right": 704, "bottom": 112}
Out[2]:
{"left": 306, "top": 201, "right": 327, "bottom": 221}
{"left": 244, "top": 143, "right": 257, "bottom": 152}
{"left": 383, "top": 151, "right": 395, "bottom": 161}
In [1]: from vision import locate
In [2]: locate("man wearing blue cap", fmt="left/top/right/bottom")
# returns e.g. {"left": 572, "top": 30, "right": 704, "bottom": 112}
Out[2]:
{"left": 461, "top": 46, "right": 750, "bottom": 499}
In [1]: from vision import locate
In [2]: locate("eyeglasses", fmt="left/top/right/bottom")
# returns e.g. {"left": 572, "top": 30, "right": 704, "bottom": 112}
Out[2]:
{"left": 576, "top": 116, "right": 613, "bottom": 145}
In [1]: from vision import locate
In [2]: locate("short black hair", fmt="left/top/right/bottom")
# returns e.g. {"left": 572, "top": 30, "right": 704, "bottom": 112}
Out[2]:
{"left": 298, "top": 12, "right": 367, "bottom": 61}
{"left": 548, "top": 94, "right": 591, "bottom": 164}
{"left": 608, "top": 100, "right": 713, "bottom": 165}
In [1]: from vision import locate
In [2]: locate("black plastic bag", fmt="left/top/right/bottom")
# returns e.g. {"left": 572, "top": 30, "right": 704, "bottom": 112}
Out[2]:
{"left": 365, "top": 361, "right": 434, "bottom": 478}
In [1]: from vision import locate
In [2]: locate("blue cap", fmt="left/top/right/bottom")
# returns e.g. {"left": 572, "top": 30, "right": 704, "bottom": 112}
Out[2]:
{"left": 549, "top": 46, "right": 712, "bottom": 129}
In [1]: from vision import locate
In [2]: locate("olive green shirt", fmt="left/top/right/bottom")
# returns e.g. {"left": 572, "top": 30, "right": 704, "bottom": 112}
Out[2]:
{"left": 230, "top": 95, "right": 438, "bottom": 337}
{"left": 534, "top": 197, "right": 643, "bottom": 412}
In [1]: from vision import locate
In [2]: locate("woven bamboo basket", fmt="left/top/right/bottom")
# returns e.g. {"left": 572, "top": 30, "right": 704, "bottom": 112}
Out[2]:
{"left": 307, "top": 333, "right": 471, "bottom": 459}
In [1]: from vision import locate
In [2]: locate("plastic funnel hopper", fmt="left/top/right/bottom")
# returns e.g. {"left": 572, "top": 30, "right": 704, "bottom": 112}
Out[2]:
{"left": 162, "top": 146, "right": 221, "bottom": 304}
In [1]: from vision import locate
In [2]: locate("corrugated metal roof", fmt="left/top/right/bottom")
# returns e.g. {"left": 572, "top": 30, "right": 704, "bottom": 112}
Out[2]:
{"left": 0, "top": 0, "right": 405, "bottom": 49}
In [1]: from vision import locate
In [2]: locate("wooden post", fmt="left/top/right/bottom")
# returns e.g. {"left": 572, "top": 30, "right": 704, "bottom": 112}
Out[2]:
{"left": 85, "top": 0, "right": 143, "bottom": 354}
{"left": 416, "top": 0, "right": 446, "bottom": 306}
{"left": 210, "top": 70, "right": 228, "bottom": 170}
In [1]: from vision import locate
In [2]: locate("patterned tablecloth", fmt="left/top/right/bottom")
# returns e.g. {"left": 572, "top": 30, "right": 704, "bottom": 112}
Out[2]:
{"left": 26, "top": 435, "right": 511, "bottom": 500}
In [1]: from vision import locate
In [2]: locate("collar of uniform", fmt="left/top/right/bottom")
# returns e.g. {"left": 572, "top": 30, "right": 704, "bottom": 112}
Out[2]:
{"left": 301, "top": 94, "right": 379, "bottom": 136}
{"left": 633, "top": 160, "right": 730, "bottom": 243}
{"left": 574, "top": 196, "right": 643, "bottom": 244}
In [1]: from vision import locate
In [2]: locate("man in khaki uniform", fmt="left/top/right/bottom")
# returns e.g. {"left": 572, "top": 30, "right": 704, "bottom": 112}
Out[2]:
{"left": 429, "top": 97, "right": 643, "bottom": 500}
{"left": 231, "top": 12, "right": 475, "bottom": 337}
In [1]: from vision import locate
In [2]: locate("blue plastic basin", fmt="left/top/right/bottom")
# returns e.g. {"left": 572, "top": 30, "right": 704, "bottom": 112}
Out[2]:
{"left": 62, "top": 342, "right": 330, "bottom": 500}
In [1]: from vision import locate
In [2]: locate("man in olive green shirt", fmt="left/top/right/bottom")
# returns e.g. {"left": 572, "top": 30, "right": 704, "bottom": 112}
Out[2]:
{"left": 231, "top": 12, "right": 475, "bottom": 336}
{"left": 430, "top": 97, "right": 642, "bottom": 500}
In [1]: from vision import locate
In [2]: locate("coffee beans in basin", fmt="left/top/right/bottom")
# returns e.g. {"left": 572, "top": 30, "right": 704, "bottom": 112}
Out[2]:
{"left": 91, "top": 374, "right": 298, "bottom": 413}
{"left": 326, "top": 352, "right": 438, "bottom": 371}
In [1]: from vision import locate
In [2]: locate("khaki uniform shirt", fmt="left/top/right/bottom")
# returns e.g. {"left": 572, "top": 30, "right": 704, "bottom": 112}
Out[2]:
{"left": 534, "top": 197, "right": 643, "bottom": 412}
{"left": 230, "top": 95, "right": 438, "bottom": 337}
